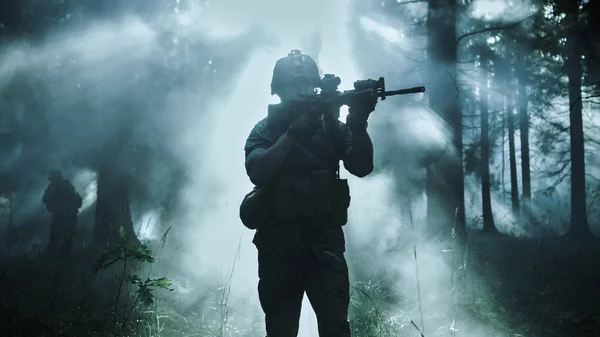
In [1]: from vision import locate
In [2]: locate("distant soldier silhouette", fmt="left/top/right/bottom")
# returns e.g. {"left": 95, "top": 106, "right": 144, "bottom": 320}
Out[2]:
{"left": 42, "top": 169, "right": 82, "bottom": 256}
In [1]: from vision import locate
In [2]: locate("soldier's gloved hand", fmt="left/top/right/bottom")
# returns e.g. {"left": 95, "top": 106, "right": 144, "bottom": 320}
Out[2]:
{"left": 287, "top": 113, "right": 321, "bottom": 139}
{"left": 347, "top": 91, "right": 378, "bottom": 130}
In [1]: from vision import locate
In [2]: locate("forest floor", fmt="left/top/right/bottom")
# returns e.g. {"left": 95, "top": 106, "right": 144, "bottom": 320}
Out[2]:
{"left": 0, "top": 232, "right": 599, "bottom": 337}
{"left": 465, "top": 231, "right": 600, "bottom": 337}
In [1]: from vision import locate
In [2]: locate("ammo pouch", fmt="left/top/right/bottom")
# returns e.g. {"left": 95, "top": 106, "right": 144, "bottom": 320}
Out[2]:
{"left": 270, "top": 169, "right": 351, "bottom": 226}
{"left": 239, "top": 186, "right": 269, "bottom": 230}
{"left": 331, "top": 178, "right": 351, "bottom": 226}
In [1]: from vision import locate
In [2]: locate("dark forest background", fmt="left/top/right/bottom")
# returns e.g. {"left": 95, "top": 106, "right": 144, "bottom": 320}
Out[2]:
{"left": 0, "top": 0, "right": 599, "bottom": 336}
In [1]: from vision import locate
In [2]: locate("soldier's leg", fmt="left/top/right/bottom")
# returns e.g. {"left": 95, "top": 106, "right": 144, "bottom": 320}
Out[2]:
{"left": 47, "top": 217, "right": 61, "bottom": 251}
{"left": 62, "top": 216, "right": 77, "bottom": 257}
{"left": 257, "top": 248, "right": 304, "bottom": 337}
{"left": 305, "top": 250, "right": 351, "bottom": 337}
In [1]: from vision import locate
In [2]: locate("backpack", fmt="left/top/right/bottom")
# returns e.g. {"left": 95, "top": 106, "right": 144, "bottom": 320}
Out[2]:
{"left": 75, "top": 193, "right": 83, "bottom": 209}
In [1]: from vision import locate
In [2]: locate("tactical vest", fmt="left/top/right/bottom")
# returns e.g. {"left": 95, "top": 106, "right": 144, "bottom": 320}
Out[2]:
{"left": 266, "top": 121, "right": 350, "bottom": 226}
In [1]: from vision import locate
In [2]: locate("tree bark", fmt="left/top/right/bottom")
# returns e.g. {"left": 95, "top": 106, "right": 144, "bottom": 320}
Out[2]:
{"left": 93, "top": 162, "right": 140, "bottom": 248}
{"left": 480, "top": 73, "right": 496, "bottom": 232}
{"left": 73, "top": 132, "right": 141, "bottom": 249}
{"left": 517, "top": 50, "right": 531, "bottom": 218}
{"left": 426, "top": 0, "right": 466, "bottom": 239}
{"left": 501, "top": 109, "right": 506, "bottom": 203}
{"left": 507, "top": 92, "right": 520, "bottom": 215}
{"left": 564, "top": 0, "right": 590, "bottom": 237}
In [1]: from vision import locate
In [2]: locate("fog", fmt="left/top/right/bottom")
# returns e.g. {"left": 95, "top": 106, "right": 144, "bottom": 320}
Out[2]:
{"left": 0, "top": 0, "right": 534, "bottom": 336}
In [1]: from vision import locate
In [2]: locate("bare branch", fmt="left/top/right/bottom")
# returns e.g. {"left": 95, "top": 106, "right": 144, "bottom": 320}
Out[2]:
{"left": 394, "top": 0, "right": 427, "bottom": 5}
{"left": 587, "top": 173, "right": 600, "bottom": 183}
{"left": 463, "top": 109, "right": 504, "bottom": 118}
{"left": 548, "top": 120, "right": 570, "bottom": 133}
{"left": 585, "top": 134, "right": 600, "bottom": 146}
{"left": 545, "top": 157, "right": 570, "bottom": 178}
{"left": 540, "top": 170, "right": 571, "bottom": 194}
{"left": 455, "top": 15, "right": 535, "bottom": 47}
{"left": 445, "top": 69, "right": 460, "bottom": 101}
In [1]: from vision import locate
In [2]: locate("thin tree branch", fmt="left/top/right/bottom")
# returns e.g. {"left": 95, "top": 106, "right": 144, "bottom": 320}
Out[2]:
{"left": 587, "top": 173, "right": 600, "bottom": 183}
{"left": 455, "top": 15, "right": 535, "bottom": 47}
{"left": 545, "top": 157, "right": 570, "bottom": 178}
{"left": 394, "top": 0, "right": 427, "bottom": 5}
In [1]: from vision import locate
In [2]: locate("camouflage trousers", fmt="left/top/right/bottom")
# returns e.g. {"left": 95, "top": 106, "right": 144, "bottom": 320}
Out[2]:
{"left": 257, "top": 240, "right": 351, "bottom": 337}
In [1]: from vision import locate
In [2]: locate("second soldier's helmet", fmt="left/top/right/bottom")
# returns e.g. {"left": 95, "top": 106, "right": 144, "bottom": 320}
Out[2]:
{"left": 270, "top": 50, "right": 320, "bottom": 101}
{"left": 48, "top": 169, "right": 63, "bottom": 182}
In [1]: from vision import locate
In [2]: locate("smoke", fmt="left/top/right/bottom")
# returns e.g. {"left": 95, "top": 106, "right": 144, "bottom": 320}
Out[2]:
{"left": 172, "top": 0, "right": 364, "bottom": 334}
{"left": 0, "top": 0, "right": 526, "bottom": 335}
{"left": 161, "top": 0, "right": 511, "bottom": 334}
{"left": 469, "top": 0, "right": 535, "bottom": 22}
{"left": 169, "top": 0, "right": 486, "bottom": 334}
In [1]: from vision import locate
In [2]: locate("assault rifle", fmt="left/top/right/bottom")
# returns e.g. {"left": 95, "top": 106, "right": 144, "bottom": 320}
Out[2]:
{"left": 267, "top": 74, "right": 425, "bottom": 133}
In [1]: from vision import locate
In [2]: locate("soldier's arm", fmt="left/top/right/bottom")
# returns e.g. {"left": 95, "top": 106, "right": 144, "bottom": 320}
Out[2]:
{"left": 42, "top": 187, "right": 51, "bottom": 205}
{"left": 42, "top": 186, "right": 56, "bottom": 212}
{"left": 62, "top": 180, "right": 76, "bottom": 193}
{"left": 341, "top": 124, "right": 374, "bottom": 178}
{"left": 66, "top": 181, "right": 80, "bottom": 204}
{"left": 245, "top": 122, "right": 295, "bottom": 187}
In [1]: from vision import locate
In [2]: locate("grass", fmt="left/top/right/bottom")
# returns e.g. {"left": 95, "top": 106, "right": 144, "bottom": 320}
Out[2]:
{"left": 465, "top": 232, "right": 600, "bottom": 337}
{"left": 1, "top": 226, "right": 600, "bottom": 337}
{"left": 344, "top": 226, "right": 600, "bottom": 337}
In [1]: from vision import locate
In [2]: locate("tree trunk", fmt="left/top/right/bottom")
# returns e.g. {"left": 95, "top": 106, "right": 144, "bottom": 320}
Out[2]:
{"left": 480, "top": 73, "right": 496, "bottom": 232}
{"left": 564, "top": 0, "right": 590, "bottom": 236}
{"left": 426, "top": 0, "right": 466, "bottom": 239}
{"left": 93, "top": 163, "right": 140, "bottom": 248}
{"left": 506, "top": 94, "right": 520, "bottom": 215}
{"left": 517, "top": 50, "right": 531, "bottom": 218}
{"left": 73, "top": 132, "right": 141, "bottom": 249}
{"left": 501, "top": 110, "right": 506, "bottom": 203}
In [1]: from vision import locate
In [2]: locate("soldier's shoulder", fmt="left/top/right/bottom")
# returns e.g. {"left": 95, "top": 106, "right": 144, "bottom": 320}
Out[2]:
{"left": 248, "top": 117, "right": 272, "bottom": 138}
{"left": 58, "top": 179, "right": 75, "bottom": 189}
{"left": 251, "top": 117, "right": 270, "bottom": 131}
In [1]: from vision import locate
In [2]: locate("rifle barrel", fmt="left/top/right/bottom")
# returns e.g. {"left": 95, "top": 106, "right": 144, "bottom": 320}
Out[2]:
{"left": 382, "top": 86, "right": 426, "bottom": 97}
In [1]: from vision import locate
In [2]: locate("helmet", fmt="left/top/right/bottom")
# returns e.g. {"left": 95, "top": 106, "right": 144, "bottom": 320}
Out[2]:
{"left": 48, "top": 169, "right": 63, "bottom": 182}
{"left": 270, "top": 50, "right": 320, "bottom": 101}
